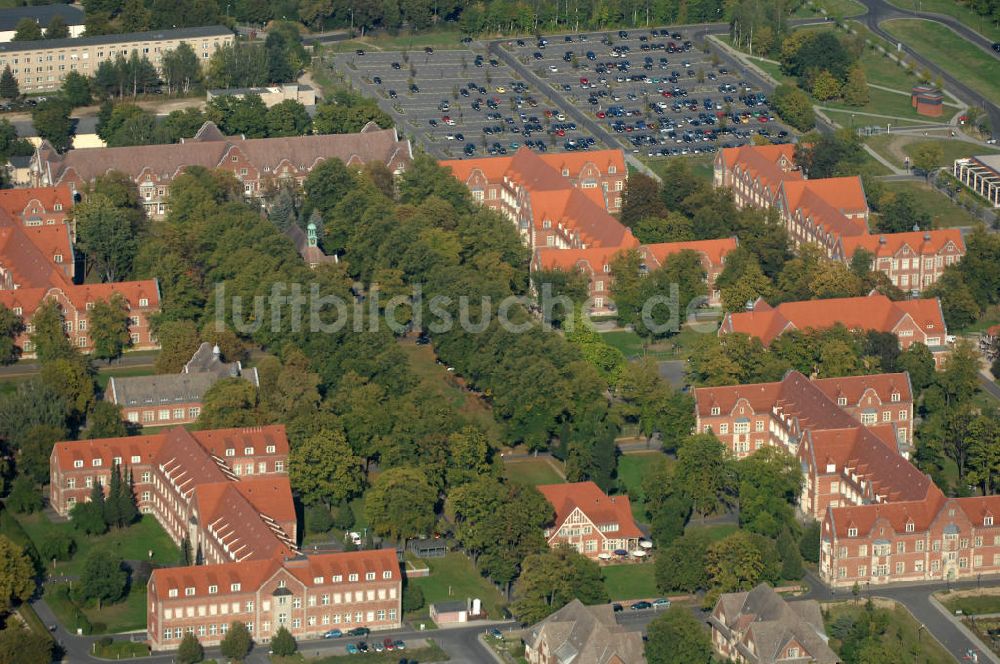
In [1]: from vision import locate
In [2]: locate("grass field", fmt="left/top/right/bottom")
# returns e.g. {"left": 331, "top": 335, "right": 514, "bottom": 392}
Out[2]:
{"left": 939, "top": 592, "right": 1000, "bottom": 615}
{"left": 397, "top": 340, "right": 500, "bottom": 443}
{"left": 504, "top": 457, "right": 565, "bottom": 486}
{"left": 602, "top": 563, "right": 657, "bottom": 601}
{"left": 15, "top": 513, "right": 180, "bottom": 576}
{"left": 810, "top": 0, "right": 868, "bottom": 17}
{"left": 408, "top": 553, "right": 505, "bottom": 620}
{"left": 644, "top": 153, "right": 715, "bottom": 184}
{"left": 824, "top": 601, "right": 955, "bottom": 663}
{"left": 685, "top": 523, "right": 738, "bottom": 542}
{"left": 822, "top": 85, "right": 940, "bottom": 122}
{"left": 866, "top": 134, "right": 1000, "bottom": 169}
{"left": 46, "top": 583, "right": 149, "bottom": 634}
{"left": 599, "top": 326, "right": 703, "bottom": 360}
{"left": 823, "top": 109, "right": 930, "bottom": 128}
{"left": 883, "top": 19, "right": 1000, "bottom": 103}
{"left": 885, "top": 0, "right": 1000, "bottom": 42}
{"left": 879, "top": 180, "right": 982, "bottom": 228}
{"left": 617, "top": 452, "right": 671, "bottom": 521}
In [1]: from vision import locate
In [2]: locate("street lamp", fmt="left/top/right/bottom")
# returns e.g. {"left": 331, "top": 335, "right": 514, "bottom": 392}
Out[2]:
{"left": 918, "top": 624, "right": 926, "bottom": 642}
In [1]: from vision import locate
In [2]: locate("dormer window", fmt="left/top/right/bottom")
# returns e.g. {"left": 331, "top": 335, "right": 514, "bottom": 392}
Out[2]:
{"left": 54, "top": 203, "right": 62, "bottom": 211}
{"left": 561, "top": 168, "right": 569, "bottom": 176}
{"left": 986, "top": 516, "right": 994, "bottom": 526}
{"left": 603, "top": 264, "right": 611, "bottom": 273}
{"left": 138, "top": 298, "right": 149, "bottom": 307}
{"left": 86, "top": 302, "right": 94, "bottom": 310}
{"left": 313, "top": 576, "right": 323, "bottom": 584}
{"left": 53, "top": 254, "right": 62, "bottom": 263}
{"left": 230, "top": 583, "right": 241, "bottom": 592}
{"left": 906, "top": 521, "right": 914, "bottom": 532}
{"left": 609, "top": 165, "right": 616, "bottom": 174}
{"left": 225, "top": 448, "right": 235, "bottom": 457}
{"left": 891, "top": 392, "right": 900, "bottom": 403}
{"left": 12, "top": 307, "right": 21, "bottom": 316}
{"left": 168, "top": 589, "right": 178, "bottom": 598}
{"left": 266, "top": 445, "right": 276, "bottom": 454}
{"left": 244, "top": 447, "right": 253, "bottom": 455}
{"left": 208, "top": 585, "right": 218, "bottom": 594}
{"left": 73, "top": 460, "right": 83, "bottom": 468}
{"left": 92, "top": 459, "right": 102, "bottom": 467}
{"left": 848, "top": 527, "right": 858, "bottom": 537}
{"left": 383, "top": 571, "right": 392, "bottom": 579}
{"left": 366, "top": 572, "right": 375, "bottom": 581}
{"left": 185, "top": 587, "right": 195, "bottom": 596}
{"left": 837, "top": 397, "right": 847, "bottom": 406}
{"left": 349, "top": 573, "right": 358, "bottom": 582}
{"left": 710, "top": 407, "right": 720, "bottom": 416}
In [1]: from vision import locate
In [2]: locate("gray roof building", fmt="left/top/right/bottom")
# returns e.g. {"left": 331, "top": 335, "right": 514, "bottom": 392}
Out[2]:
{"left": 710, "top": 584, "right": 840, "bottom": 664}
{"left": 524, "top": 599, "right": 645, "bottom": 664}
{"left": 107, "top": 343, "right": 258, "bottom": 423}
{"left": 0, "top": 5, "right": 85, "bottom": 33}
{"left": 0, "top": 24, "right": 230, "bottom": 54}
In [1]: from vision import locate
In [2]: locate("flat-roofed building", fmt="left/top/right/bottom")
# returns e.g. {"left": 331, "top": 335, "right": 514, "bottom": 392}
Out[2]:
{"left": 0, "top": 25, "right": 233, "bottom": 93}
{"left": 954, "top": 155, "right": 1000, "bottom": 208}
{"left": 0, "top": 5, "right": 85, "bottom": 43}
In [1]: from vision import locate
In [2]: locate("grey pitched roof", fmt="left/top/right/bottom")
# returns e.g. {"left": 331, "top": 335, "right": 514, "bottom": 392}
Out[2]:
{"left": 713, "top": 584, "right": 840, "bottom": 664}
{"left": 527, "top": 600, "right": 646, "bottom": 664}
{"left": 108, "top": 343, "right": 258, "bottom": 408}
{"left": 0, "top": 5, "right": 84, "bottom": 32}
{"left": 0, "top": 24, "right": 230, "bottom": 53}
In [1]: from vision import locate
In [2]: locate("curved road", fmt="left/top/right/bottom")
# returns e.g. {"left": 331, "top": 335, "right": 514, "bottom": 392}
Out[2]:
{"left": 856, "top": 0, "right": 1000, "bottom": 134}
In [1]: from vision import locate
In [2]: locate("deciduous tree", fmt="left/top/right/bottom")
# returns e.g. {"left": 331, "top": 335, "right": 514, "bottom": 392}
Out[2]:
{"left": 219, "top": 621, "right": 252, "bottom": 662}
{"left": 12, "top": 18, "right": 42, "bottom": 42}
{"left": 644, "top": 605, "right": 713, "bottom": 664}
{"left": 0, "top": 536, "right": 35, "bottom": 613}
{"left": 289, "top": 429, "right": 364, "bottom": 506}
{"left": 89, "top": 295, "right": 132, "bottom": 361}
{"left": 78, "top": 551, "right": 127, "bottom": 609}
{"left": 176, "top": 631, "right": 205, "bottom": 664}
{"left": 365, "top": 467, "right": 437, "bottom": 544}
{"left": 512, "top": 546, "right": 608, "bottom": 623}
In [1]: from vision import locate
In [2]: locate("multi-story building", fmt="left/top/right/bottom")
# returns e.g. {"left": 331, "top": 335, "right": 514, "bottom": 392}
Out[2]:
{"left": 0, "top": 185, "right": 75, "bottom": 227}
{"left": 524, "top": 599, "right": 645, "bottom": 664}
{"left": 710, "top": 583, "right": 839, "bottom": 664}
{"left": 29, "top": 121, "right": 413, "bottom": 218}
{"left": 0, "top": 206, "right": 159, "bottom": 357}
{"left": 50, "top": 426, "right": 402, "bottom": 649}
{"left": 106, "top": 343, "right": 259, "bottom": 427}
{"left": 841, "top": 230, "right": 965, "bottom": 294}
{"left": 716, "top": 144, "right": 963, "bottom": 289}
{"left": 0, "top": 5, "right": 85, "bottom": 43}
{"left": 532, "top": 237, "right": 737, "bottom": 311}
{"left": 537, "top": 482, "right": 644, "bottom": 559}
{"left": 0, "top": 25, "right": 232, "bottom": 93}
{"left": 148, "top": 549, "right": 402, "bottom": 650}
{"left": 720, "top": 294, "right": 950, "bottom": 365}
{"left": 954, "top": 155, "right": 1000, "bottom": 208}
{"left": 695, "top": 371, "right": 914, "bottom": 458}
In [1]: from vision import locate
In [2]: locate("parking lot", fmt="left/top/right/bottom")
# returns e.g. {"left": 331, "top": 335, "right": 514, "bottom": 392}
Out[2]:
{"left": 331, "top": 26, "right": 788, "bottom": 161}
{"left": 500, "top": 28, "right": 789, "bottom": 158}
{"left": 332, "top": 46, "right": 596, "bottom": 159}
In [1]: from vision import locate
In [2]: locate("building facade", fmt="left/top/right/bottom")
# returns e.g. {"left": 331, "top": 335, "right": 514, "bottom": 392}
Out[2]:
{"left": 524, "top": 599, "right": 645, "bottom": 664}
{"left": 710, "top": 584, "right": 839, "bottom": 664}
{"left": 537, "top": 482, "right": 644, "bottom": 558}
{"left": 720, "top": 294, "right": 950, "bottom": 365}
{"left": 0, "top": 206, "right": 159, "bottom": 357}
{"left": 954, "top": 156, "right": 1000, "bottom": 208}
{"left": 841, "top": 230, "right": 965, "bottom": 294}
{"left": 107, "top": 343, "right": 259, "bottom": 427}
{"left": 148, "top": 550, "right": 402, "bottom": 650}
{"left": 0, "top": 25, "right": 231, "bottom": 93}
{"left": 29, "top": 121, "right": 412, "bottom": 218}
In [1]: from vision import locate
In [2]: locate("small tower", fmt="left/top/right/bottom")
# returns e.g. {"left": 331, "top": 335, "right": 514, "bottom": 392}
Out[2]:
{"left": 307, "top": 222, "right": 318, "bottom": 248}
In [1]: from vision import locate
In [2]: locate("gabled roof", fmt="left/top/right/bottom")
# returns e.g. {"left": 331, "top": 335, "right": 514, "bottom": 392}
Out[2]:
{"left": 811, "top": 373, "right": 912, "bottom": 406}
{"left": 528, "top": 187, "right": 635, "bottom": 248}
{"left": 0, "top": 186, "right": 74, "bottom": 221}
{"left": 442, "top": 148, "right": 625, "bottom": 188}
{"left": 533, "top": 245, "right": 630, "bottom": 273}
{"left": 193, "top": 477, "right": 297, "bottom": 562}
{"left": 776, "top": 178, "right": 869, "bottom": 240}
{"left": 721, "top": 144, "right": 801, "bottom": 201}
{"left": 642, "top": 237, "right": 739, "bottom": 268}
{"left": 842, "top": 229, "right": 965, "bottom": 258}
{"left": 527, "top": 599, "right": 646, "bottom": 664}
{"left": 722, "top": 294, "right": 947, "bottom": 346}
{"left": 537, "top": 481, "right": 643, "bottom": 539}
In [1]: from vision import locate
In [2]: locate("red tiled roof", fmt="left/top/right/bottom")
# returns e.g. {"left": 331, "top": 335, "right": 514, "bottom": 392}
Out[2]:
{"left": 442, "top": 148, "right": 625, "bottom": 188}
{"left": 841, "top": 229, "right": 965, "bottom": 258}
{"left": 829, "top": 485, "right": 947, "bottom": 537}
{"left": 537, "top": 481, "right": 644, "bottom": 539}
{"left": 149, "top": 549, "right": 399, "bottom": 602}
{"left": 723, "top": 144, "right": 801, "bottom": 200}
{"left": 193, "top": 478, "right": 296, "bottom": 562}
{"left": 52, "top": 433, "right": 164, "bottom": 471}
{"left": 811, "top": 373, "right": 912, "bottom": 406}
{"left": 642, "top": 238, "right": 738, "bottom": 268}
{"left": 529, "top": 188, "right": 635, "bottom": 248}
{"left": 0, "top": 186, "right": 74, "bottom": 221}
{"left": 533, "top": 245, "right": 631, "bottom": 273}
{"left": 777, "top": 179, "right": 869, "bottom": 240}
{"left": 722, "top": 294, "right": 947, "bottom": 345}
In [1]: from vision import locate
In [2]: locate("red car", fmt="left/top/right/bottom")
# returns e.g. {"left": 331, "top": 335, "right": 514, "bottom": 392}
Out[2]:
{"left": 757, "top": 115, "right": 768, "bottom": 123}
{"left": 580, "top": 77, "right": 589, "bottom": 85}
{"left": 383, "top": 638, "right": 395, "bottom": 651}
{"left": 555, "top": 128, "right": 566, "bottom": 136}
{"left": 661, "top": 91, "right": 672, "bottom": 97}
{"left": 596, "top": 111, "right": 606, "bottom": 118}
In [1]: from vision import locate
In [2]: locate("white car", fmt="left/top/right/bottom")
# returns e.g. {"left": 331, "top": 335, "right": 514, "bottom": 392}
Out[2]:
{"left": 348, "top": 531, "right": 362, "bottom": 545}
{"left": 548, "top": 65, "right": 559, "bottom": 72}
{"left": 445, "top": 133, "right": 455, "bottom": 140}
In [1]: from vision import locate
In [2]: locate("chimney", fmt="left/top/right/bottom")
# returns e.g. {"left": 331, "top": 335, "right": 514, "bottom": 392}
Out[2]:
{"left": 212, "top": 344, "right": 221, "bottom": 358}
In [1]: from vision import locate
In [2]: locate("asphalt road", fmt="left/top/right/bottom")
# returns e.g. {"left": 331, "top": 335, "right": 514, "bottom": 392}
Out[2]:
{"left": 33, "top": 595, "right": 511, "bottom": 664}
{"left": 857, "top": 0, "right": 1000, "bottom": 135}
{"left": 0, "top": 351, "right": 155, "bottom": 379}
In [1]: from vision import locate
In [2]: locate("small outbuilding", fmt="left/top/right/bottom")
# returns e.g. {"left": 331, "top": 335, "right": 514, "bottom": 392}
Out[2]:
{"left": 911, "top": 85, "right": 944, "bottom": 117}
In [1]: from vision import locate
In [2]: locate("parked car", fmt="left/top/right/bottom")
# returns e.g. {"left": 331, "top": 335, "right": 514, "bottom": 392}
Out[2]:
{"left": 324, "top": 629, "right": 343, "bottom": 639}
{"left": 348, "top": 627, "right": 370, "bottom": 637}
{"left": 384, "top": 638, "right": 396, "bottom": 650}
{"left": 487, "top": 627, "right": 503, "bottom": 640}
{"left": 612, "top": 603, "right": 624, "bottom": 612}
{"left": 374, "top": 642, "right": 385, "bottom": 653}
{"left": 394, "top": 640, "right": 406, "bottom": 650}
{"left": 652, "top": 598, "right": 671, "bottom": 608}
{"left": 630, "top": 601, "right": 652, "bottom": 610}
{"left": 357, "top": 641, "right": 369, "bottom": 653}
{"left": 346, "top": 644, "right": 359, "bottom": 654}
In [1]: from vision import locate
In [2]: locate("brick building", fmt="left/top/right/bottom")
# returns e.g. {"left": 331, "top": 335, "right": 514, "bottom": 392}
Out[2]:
{"left": 720, "top": 294, "right": 950, "bottom": 365}
{"left": 715, "top": 144, "right": 964, "bottom": 289}
{"left": 524, "top": 599, "right": 645, "bottom": 664}
{"left": 710, "top": 584, "right": 839, "bottom": 664}
{"left": 537, "top": 482, "right": 644, "bottom": 559}
{"left": 0, "top": 206, "right": 159, "bottom": 357}
{"left": 50, "top": 425, "right": 402, "bottom": 649}
{"left": 148, "top": 549, "right": 401, "bottom": 650}
{"left": 911, "top": 85, "right": 944, "bottom": 118}
{"left": 29, "top": 121, "right": 412, "bottom": 218}
{"left": 532, "top": 237, "right": 738, "bottom": 311}
{"left": 0, "top": 185, "right": 75, "bottom": 227}
{"left": 0, "top": 25, "right": 231, "bottom": 93}
{"left": 106, "top": 343, "right": 259, "bottom": 427}
{"left": 841, "top": 230, "right": 965, "bottom": 294}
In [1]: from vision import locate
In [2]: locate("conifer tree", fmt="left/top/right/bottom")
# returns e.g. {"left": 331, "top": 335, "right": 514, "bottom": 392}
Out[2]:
{"left": 105, "top": 463, "right": 123, "bottom": 527}
{"left": 0, "top": 65, "right": 19, "bottom": 101}
{"left": 118, "top": 468, "right": 139, "bottom": 526}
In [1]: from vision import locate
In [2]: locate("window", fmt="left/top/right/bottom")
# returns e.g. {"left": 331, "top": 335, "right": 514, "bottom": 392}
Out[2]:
{"left": 74, "top": 460, "right": 83, "bottom": 468}
{"left": 710, "top": 406, "right": 720, "bottom": 416}
{"left": 906, "top": 521, "right": 914, "bottom": 533}
{"left": 131, "top": 455, "right": 141, "bottom": 463}
{"left": 225, "top": 448, "right": 235, "bottom": 457}
{"left": 230, "top": 583, "right": 241, "bottom": 592}
{"left": 848, "top": 527, "right": 858, "bottom": 538}
{"left": 882, "top": 411, "right": 891, "bottom": 422}
{"left": 244, "top": 447, "right": 253, "bottom": 455}
{"left": 185, "top": 587, "right": 195, "bottom": 596}
{"left": 139, "top": 298, "right": 149, "bottom": 307}
{"left": 899, "top": 410, "right": 908, "bottom": 421}
{"left": 916, "top": 539, "right": 925, "bottom": 552}
{"left": 986, "top": 516, "right": 994, "bottom": 526}
{"left": 383, "top": 571, "right": 392, "bottom": 579}
{"left": 92, "top": 458, "right": 102, "bottom": 467}
{"left": 168, "top": 589, "right": 178, "bottom": 598}
{"left": 266, "top": 445, "right": 276, "bottom": 454}
{"left": 141, "top": 472, "right": 151, "bottom": 482}
{"left": 158, "top": 409, "right": 170, "bottom": 421}
{"left": 719, "top": 423, "right": 729, "bottom": 434}
{"left": 755, "top": 420, "right": 765, "bottom": 432}
{"left": 209, "top": 585, "right": 218, "bottom": 595}
{"left": 349, "top": 573, "right": 359, "bottom": 582}
{"left": 891, "top": 392, "right": 900, "bottom": 402}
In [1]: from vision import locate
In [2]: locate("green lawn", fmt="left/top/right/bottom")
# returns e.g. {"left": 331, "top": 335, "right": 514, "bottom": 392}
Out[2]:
{"left": 617, "top": 453, "right": 671, "bottom": 521}
{"left": 504, "top": 457, "right": 565, "bottom": 486}
{"left": 822, "top": 85, "right": 939, "bottom": 122}
{"left": 939, "top": 592, "right": 1000, "bottom": 615}
{"left": 823, "top": 109, "right": 931, "bottom": 128}
{"left": 880, "top": 180, "right": 982, "bottom": 228}
{"left": 408, "top": 553, "right": 505, "bottom": 620}
{"left": 857, "top": 48, "right": 926, "bottom": 92}
{"left": 15, "top": 513, "right": 180, "bottom": 577}
{"left": 883, "top": 19, "right": 1000, "bottom": 103}
{"left": 885, "top": 0, "right": 1000, "bottom": 42}
{"left": 644, "top": 154, "right": 715, "bottom": 183}
{"left": 867, "top": 134, "right": 1000, "bottom": 169}
{"left": 602, "top": 563, "right": 657, "bottom": 601}
{"left": 685, "top": 523, "right": 738, "bottom": 542}
{"left": 94, "top": 640, "right": 150, "bottom": 658}
{"left": 598, "top": 327, "right": 703, "bottom": 360}
{"left": 811, "top": 0, "right": 868, "bottom": 17}
{"left": 824, "top": 601, "right": 955, "bottom": 663}
{"left": 46, "top": 583, "right": 148, "bottom": 634}
{"left": 397, "top": 340, "right": 500, "bottom": 444}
